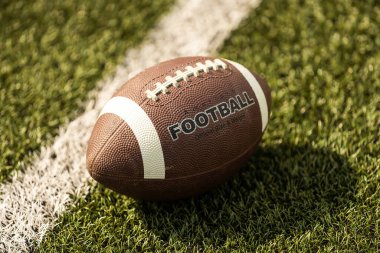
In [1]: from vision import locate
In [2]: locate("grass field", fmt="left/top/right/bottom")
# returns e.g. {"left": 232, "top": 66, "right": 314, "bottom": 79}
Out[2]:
{"left": 1, "top": 0, "right": 379, "bottom": 251}
{"left": 0, "top": 0, "right": 174, "bottom": 183}
{"left": 37, "top": 0, "right": 380, "bottom": 252}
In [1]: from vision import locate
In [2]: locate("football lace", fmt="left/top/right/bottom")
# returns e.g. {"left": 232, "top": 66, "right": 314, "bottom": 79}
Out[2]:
{"left": 145, "top": 58, "right": 228, "bottom": 101}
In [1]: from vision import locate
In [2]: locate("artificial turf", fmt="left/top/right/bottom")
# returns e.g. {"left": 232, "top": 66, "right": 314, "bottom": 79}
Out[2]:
{"left": 38, "top": 0, "right": 380, "bottom": 252}
{"left": 0, "top": 0, "right": 174, "bottom": 182}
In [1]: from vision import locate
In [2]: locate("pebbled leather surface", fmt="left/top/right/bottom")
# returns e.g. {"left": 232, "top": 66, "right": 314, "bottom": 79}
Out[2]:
{"left": 87, "top": 114, "right": 144, "bottom": 180}
{"left": 87, "top": 56, "right": 271, "bottom": 200}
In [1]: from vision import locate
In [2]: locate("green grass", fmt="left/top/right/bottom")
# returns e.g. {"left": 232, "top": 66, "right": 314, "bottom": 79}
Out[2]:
{"left": 0, "top": 0, "right": 174, "bottom": 182}
{"left": 38, "top": 0, "right": 379, "bottom": 251}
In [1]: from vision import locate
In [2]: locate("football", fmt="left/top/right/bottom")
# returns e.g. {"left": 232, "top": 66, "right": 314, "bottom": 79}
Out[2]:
{"left": 87, "top": 56, "right": 271, "bottom": 200}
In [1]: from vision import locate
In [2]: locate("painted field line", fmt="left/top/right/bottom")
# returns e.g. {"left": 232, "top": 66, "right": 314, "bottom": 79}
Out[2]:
{"left": 0, "top": 0, "right": 261, "bottom": 251}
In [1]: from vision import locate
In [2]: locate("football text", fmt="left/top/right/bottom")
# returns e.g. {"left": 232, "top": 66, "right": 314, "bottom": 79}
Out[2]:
{"left": 168, "top": 91, "right": 255, "bottom": 140}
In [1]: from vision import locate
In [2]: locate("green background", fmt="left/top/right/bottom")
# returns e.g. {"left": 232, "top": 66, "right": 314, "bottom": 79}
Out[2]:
{"left": 0, "top": 0, "right": 378, "bottom": 251}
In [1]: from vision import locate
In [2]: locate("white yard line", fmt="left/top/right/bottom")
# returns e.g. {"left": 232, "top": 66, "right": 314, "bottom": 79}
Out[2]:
{"left": 0, "top": 0, "right": 261, "bottom": 251}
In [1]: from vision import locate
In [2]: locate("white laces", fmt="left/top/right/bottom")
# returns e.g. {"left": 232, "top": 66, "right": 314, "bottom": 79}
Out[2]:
{"left": 146, "top": 58, "right": 228, "bottom": 101}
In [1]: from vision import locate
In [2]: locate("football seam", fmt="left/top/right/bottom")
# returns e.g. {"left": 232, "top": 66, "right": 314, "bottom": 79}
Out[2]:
{"left": 88, "top": 120, "right": 125, "bottom": 175}
{"left": 90, "top": 135, "right": 261, "bottom": 181}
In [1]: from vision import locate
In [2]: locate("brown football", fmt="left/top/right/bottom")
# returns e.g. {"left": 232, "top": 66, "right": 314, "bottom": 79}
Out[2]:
{"left": 87, "top": 56, "right": 271, "bottom": 200}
